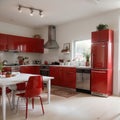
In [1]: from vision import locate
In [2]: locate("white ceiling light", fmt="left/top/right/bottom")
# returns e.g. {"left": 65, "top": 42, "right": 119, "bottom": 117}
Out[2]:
{"left": 30, "top": 8, "right": 33, "bottom": 16}
{"left": 39, "top": 10, "right": 44, "bottom": 18}
{"left": 18, "top": 5, "right": 44, "bottom": 17}
{"left": 18, "top": 5, "right": 22, "bottom": 13}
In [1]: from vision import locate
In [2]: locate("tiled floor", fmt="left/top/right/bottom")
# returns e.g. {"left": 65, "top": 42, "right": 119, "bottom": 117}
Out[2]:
{"left": 1, "top": 92, "right": 120, "bottom": 120}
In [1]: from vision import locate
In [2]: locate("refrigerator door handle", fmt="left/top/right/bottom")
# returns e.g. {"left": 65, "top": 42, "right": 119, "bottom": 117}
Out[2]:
{"left": 91, "top": 53, "right": 93, "bottom": 68}
{"left": 92, "top": 70, "right": 107, "bottom": 73}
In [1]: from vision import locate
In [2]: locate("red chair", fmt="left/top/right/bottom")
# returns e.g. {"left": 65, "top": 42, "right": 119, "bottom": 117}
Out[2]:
{"left": 16, "top": 82, "right": 26, "bottom": 91}
{"left": 16, "top": 75, "right": 44, "bottom": 119}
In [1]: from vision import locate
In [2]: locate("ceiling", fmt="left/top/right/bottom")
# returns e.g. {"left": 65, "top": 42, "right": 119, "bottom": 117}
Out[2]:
{"left": 0, "top": 0, "right": 120, "bottom": 29}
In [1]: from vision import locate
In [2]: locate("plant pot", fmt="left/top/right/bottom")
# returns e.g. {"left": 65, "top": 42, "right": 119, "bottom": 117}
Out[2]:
{"left": 86, "top": 60, "right": 90, "bottom": 66}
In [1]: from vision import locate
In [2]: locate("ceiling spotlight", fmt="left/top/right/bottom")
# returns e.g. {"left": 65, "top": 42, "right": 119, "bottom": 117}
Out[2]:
{"left": 39, "top": 10, "right": 44, "bottom": 17}
{"left": 30, "top": 8, "right": 33, "bottom": 16}
{"left": 18, "top": 5, "right": 44, "bottom": 17}
{"left": 18, "top": 5, "right": 22, "bottom": 13}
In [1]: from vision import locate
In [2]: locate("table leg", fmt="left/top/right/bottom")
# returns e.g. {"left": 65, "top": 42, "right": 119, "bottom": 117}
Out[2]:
{"left": 47, "top": 79, "right": 51, "bottom": 104}
{"left": 2, "top": 86, "right": 6, "bottom": 120}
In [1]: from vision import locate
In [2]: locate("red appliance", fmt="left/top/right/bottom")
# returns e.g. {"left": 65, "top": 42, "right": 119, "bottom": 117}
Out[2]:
{"left": 91, "top": 29, "right": 114, "bottom": 97}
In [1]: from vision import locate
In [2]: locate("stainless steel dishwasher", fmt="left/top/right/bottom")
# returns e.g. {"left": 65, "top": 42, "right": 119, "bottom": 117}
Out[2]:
{"left": 76, "top": 68, "right": 91, "bottom": 94}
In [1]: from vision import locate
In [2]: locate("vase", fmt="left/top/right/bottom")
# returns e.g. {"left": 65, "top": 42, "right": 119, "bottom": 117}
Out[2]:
{"left": 86, "top": 60, "right": 90, "bottom": 66}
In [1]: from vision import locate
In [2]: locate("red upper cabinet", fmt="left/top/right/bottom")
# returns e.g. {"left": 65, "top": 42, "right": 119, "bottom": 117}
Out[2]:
{"left": 35, "top": 38, "right": 44, "bottom": 53}
{"left": 0, "top": 33, "right": 8, "bottom": 51}
{"left": 17, "top": 36, "right": 28, "bottom": 52}
{"left": 92, "top": 29, "right": 113, "bottom": 43}
{"left": 18, "top": 37, "right": 44, "bottom": 53}
{"left": 27, "top": 38, "right": 44, "bottom": 53}
{"left": 0, "top": 33, "right": 44, "bottom": 53}
{"left": 7, "top": 35, "right": 21, "bottom": 51}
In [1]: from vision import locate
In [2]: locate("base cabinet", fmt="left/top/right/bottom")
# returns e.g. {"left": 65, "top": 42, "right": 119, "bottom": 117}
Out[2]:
{"left": 20, "top": 66, "right": 40, "bottom": 74}
{"left": 91, "top": 70, "right": 113, "bottom": 96}
{"left": 50, "top": 66, "right": 76, "bottom": 89}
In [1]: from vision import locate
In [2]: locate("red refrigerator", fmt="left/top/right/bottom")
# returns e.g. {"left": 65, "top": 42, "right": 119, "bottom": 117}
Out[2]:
{"left": 91, "top": 29, "right": 114, "bottom": 97}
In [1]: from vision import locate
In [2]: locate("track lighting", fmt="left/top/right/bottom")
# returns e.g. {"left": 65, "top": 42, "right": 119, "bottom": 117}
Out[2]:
{"left": 18, "top": 5, "right": 44, "bottom": 17}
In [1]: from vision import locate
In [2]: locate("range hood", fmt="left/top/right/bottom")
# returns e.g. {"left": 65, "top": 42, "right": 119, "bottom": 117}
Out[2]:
{"left": 44, "top": 25, "right": 59, "bottom": 49}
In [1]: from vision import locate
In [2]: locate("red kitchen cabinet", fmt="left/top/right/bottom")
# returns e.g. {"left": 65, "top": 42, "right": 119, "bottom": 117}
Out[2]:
{"left": 28, "top": 38, "right": 44, "bottom": 53}
{"left": 16, "top": 36, "right": 27, "bottom": 52}
{"left": 0, "top": 33, "right": 44, "bottom": 53}
{"left": 7, "top": 35, "right": 21, "bottom": 51}
{"left": 91, "top": 70, "right": 112, "bottom": 96}
{"left": 20, "top": 66, "right": 40, "bottom": 74}
{"left": 91, "top": 42, "right": 112, "bottom": 69}
{"left": 0, "top": 33, "right": 8, "bottom": 51}
{"left": 63, "top": 67, "right": 76, "bottom": 88}
{"left": 19, "top": 37, "right": 44, "bottom": 53}
{"left": 91, "top": 29, "right": 113, "bottom": 96}
{"left": 35, "top": 38, "right": 44, "bottom": 53}
{"left": 50, "top": 66, "right": 61, "bottom": 85}
{"left": 92, "top": 29, "right": 113, "bottom": 43}
{"left": 50, "top": 66, "right": 76, "bottom": 89}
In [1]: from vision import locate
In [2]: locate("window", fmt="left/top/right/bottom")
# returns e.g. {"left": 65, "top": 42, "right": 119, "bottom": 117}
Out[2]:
{"left": 72, "top": 40, "right": 91, "bottom": 66}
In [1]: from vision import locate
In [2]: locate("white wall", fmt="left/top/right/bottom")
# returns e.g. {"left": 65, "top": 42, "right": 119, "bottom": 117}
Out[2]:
{"left": 0, "top": 21, "right": 34, "bottom": 37}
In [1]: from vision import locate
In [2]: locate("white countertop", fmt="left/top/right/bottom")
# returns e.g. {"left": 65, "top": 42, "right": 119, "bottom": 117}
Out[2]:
{"left": 4, "top": 64, "right": 91, "bottom": 69}
{"left": 49, "top": 65, "right": 91, "bottom": 69}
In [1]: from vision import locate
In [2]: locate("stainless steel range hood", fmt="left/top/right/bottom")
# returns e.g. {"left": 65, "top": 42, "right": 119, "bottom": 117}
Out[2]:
{"left": 44, "top": 25, "right": 59, "bottom": 49}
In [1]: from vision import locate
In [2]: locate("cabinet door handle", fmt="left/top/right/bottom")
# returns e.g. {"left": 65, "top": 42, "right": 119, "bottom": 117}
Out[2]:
{"left": 92, "top": 71, "right": 106, "bottom": 73}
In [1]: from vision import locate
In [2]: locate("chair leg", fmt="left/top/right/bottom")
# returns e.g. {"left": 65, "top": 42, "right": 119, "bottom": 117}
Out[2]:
{"left": 26, "top": 98, "right": 28, "bottom": 119}
{"left": 39, "top": 96, "right": 44, "bottom": 115}
{"left": 32, "top": 98, "right": 34, "bottom": 109}
{"left": 16, "top": 97, "right": 20, "bottom": 113}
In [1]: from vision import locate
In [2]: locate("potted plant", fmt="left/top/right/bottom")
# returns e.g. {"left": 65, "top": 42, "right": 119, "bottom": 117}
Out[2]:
{"left": 83, "top": 52, "right": 90, "bottom": 66}
{"left": 96, "top": 24, "right": 109, "bottom": 31}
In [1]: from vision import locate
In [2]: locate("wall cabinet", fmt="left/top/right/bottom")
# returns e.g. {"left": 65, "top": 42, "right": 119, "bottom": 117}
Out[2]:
{"left": 20, "top": 66, "right": 40, "bottom": 74}
{"left": 0, "top": 33, "right": 8, "bottom": 51}
{"left": 92, "top": 29, "right": 113, "bottom": 43}
{"left": 0, "top": 33, "right": 44, "bottom": 53}
{"left": 7, "top": 35, "right": 21, "bottom": 51}
{"left": 50, "top": 66, "right": 76, "bottom": 89}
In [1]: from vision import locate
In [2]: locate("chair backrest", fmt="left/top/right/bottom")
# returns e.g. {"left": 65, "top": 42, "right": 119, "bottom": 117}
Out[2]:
{"left": 25, "top": 75, "right": 43, "bottom": 98}
{"left": 16, "top": 82, "right": 26, "bottom": 90}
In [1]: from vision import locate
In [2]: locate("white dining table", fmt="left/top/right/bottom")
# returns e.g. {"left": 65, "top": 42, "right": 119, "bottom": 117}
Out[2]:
{"left": 0, "top": 72, "right": 54, "bottom": 120}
